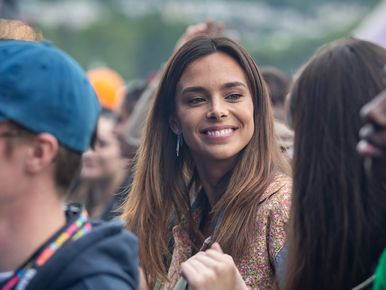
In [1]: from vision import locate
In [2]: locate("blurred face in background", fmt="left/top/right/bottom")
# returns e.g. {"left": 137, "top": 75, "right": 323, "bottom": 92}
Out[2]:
{"left": 81, "top": 115, "right": 124, "bottom": 180}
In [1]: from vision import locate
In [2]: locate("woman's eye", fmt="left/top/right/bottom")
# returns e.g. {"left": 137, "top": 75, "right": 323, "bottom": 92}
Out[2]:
{"left": 225, "top": 93, "right": 242, "bottom": 101}
{"left": 188, "top": 97, "right": 206, "bottom": 105}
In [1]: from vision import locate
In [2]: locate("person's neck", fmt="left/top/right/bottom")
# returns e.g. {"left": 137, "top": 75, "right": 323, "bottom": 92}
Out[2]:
{"left": 194, "top": 156, "right": 237, "bottom": 207}
{"left": 0, "top": 185, "right": 65, "bottom": 272}
{"left": 105, "top": 167, "right": 126, "bottom": 198}
{"left": 89, "top": 163, "right": 127, "bottom": 195}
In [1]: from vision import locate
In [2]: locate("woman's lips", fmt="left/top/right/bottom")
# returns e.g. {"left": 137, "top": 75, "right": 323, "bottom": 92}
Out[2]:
{"left": 206, "top": 128, "right": 234, "bottom": 137}
{"left": 82, "top": 158, "right": 99, "bottom": 168}
{"left": 200, "top": 126, "right": 238, "bottom": 141}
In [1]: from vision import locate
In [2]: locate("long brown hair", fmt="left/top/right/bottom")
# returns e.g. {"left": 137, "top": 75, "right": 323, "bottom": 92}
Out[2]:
{"left": 285, "top": 38, "right": 386, "bottom": 290}
{"left": 123, "top": 36, "right": 289, "bottom": 288}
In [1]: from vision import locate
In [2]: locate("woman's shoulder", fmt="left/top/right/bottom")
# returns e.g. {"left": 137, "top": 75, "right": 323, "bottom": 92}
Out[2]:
{"left": 259, "top": 173, "right": 292, "bottom": 207}
{"left": 237, "top": 174, "right": 292, "bottom": 288}
{"left": 254, "top": 173, "right": 292, "bottom": 229}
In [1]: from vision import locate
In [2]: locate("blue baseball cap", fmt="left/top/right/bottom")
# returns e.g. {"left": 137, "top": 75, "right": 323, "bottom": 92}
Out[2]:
{"left": 0, "top": 40, "right": 101, "bottom": 153}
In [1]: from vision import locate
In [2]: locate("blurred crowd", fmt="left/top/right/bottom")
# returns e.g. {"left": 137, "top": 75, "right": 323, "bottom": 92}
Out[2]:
{"left": 0, "top": 17, "right": 385, "bottom": 290}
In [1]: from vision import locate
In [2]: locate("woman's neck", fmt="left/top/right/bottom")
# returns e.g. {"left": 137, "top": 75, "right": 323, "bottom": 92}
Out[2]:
{"left": 194, "top": 156, "right": 237, "bottom": 207}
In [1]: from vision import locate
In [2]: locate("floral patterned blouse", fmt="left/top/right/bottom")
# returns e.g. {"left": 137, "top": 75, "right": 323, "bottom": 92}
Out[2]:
{"left": 163, "top": 174, "right": 292, "bottom": 290}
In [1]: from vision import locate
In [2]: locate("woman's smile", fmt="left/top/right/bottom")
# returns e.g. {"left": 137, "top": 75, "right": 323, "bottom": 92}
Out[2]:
{"left": 200, "top": 126, "right": 238, "bottom": 142}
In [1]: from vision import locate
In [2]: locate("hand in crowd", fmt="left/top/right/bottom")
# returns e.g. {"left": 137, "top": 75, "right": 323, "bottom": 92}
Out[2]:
{"left": 358, "top": 90, "right": 386, "bottom": 157}
{"left": 174, "top": 20, "right": 224, "bottom": 52}
{"left": 180, "top": 243, "right": 248, "bottom": 290}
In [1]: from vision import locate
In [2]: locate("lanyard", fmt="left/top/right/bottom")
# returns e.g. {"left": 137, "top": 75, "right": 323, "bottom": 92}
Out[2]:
{"left": 1, "top": 207, "right": 92, "bottom": 290}
{"left": 173, "top": 191, "right": 224, "bottom": 290}
{"left": 199, "top": 210, "right": 224, "bottom": 252}
{"left": 191, "top": 188, "right": 224, "bottom": 251}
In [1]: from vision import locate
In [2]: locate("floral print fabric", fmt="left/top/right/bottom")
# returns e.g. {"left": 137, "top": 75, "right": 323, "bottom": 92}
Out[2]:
{"left": 164, "top": 174, "right": 292, "bottom": 290}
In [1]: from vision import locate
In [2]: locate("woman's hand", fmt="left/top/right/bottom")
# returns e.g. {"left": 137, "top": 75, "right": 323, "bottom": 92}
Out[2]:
{"left": 180, "top": 243, "right": 248, "bottom": 290}
{"left": 174, "top": 20, "right": 224, "bottom": 53}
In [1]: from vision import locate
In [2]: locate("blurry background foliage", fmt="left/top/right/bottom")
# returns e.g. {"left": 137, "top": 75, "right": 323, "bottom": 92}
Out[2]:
{"left": 9, "top": 0, "right": 381, "bottom": 80}
{"left": 41, "top": 12, "right": 185, "bottom": 79}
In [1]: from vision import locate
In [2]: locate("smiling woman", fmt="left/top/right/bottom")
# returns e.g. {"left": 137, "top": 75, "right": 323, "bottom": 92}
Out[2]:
{"left": 123, "top": 36, "right": 292, "bottom": 290}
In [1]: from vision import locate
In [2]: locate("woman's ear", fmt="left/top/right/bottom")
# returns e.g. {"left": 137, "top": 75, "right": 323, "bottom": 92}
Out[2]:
{"left": 169, "top": 114, "right": 181, "bottom": 134}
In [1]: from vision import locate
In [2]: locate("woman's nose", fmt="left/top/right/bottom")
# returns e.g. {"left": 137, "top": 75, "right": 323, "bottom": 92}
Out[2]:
{"left": 206, "top": 99, "right": 228, "bottom": 120}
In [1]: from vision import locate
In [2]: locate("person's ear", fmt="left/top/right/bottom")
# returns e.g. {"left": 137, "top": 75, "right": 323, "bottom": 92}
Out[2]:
{"left": 169, "top": 114, "right": 181, "bottom": 134}
{"left": 25, "top": 133, "right": 59, "bottom": 174}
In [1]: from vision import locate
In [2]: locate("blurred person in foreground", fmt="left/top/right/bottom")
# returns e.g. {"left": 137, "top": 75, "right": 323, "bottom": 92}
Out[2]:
{"left": 0, "top": 40, "right": 138, "bottom": 290}
{"left": 359, "top": 89, "right": 386, "bottom": 290}
{"left": 358, "top": 89, "right": 386, "bottom": 159}
{"left": 283, "top": 37, "right": 386, "bottom": 290}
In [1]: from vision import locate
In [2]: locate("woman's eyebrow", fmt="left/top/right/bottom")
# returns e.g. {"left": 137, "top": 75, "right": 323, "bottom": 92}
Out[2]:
{"left": 180, "top": 86, "right": 208, "bottom": 95}
{"left": 178, "top": 81, "right": 246, "bottom": 95}
{"left": 221, "top": 81, "right": 247, "bottom": 90}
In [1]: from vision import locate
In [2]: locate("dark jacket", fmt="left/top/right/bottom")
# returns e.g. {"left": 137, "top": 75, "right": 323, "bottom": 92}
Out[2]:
{"left": 26, "top": 220, "right": 138, "bottom": 290}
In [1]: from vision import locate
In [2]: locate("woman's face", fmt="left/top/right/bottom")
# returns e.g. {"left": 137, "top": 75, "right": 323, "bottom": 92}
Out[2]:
{"left": 81, "top": 116, "right": 123, "bottom": 180}
{"left": 172, "top": 52, "right": 254, "bottom": 163}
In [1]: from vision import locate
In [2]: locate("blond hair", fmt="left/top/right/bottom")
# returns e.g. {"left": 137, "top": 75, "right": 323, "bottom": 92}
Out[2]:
{"left": 0, "top": 19, "right": 42, "bottom": 41}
